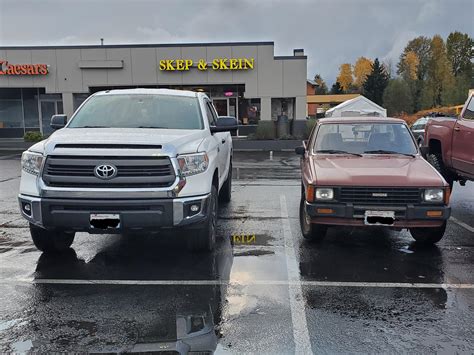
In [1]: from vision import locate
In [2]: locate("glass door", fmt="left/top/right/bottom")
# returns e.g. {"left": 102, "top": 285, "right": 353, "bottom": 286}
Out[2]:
{"left": 213, "top": 99, "right": 228, "bottom": 116}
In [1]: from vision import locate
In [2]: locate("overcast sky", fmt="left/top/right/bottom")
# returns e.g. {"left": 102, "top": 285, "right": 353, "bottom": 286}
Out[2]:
{"left": 0, "top": 0, "right": 472, "bottom": 84}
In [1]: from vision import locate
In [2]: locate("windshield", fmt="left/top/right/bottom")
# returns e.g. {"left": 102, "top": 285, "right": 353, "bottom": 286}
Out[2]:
{"left": 68, "top": 94, "right": 204, "bottom": 129}
{"left": 313, "top": 122, "right": 417, "bottom": 155}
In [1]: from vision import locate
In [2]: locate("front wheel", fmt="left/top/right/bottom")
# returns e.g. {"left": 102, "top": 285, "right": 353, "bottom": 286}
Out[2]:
{"left": 410, "top": 221, "right": 446, "bottom": 244}
{"left": 299, "top": 198, "right": 327, "bottom": 242}
{"left": 30, "top": 223, "right": 75, "bottom": 253}
{"left": 427, "top": 153, "right": 453, "bottom": 189}
{"left": 219, "top": 162, "right": 232, "bottom": 203}
{"left": 188, "top": 186, "right": 218, "bottom": 252}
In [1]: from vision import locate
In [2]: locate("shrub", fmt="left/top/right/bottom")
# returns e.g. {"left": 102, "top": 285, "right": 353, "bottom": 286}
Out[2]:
{"left": 24, "top": 131, "right": 44, "bottom": 142}
{"left": 255, "top": 121, "right": 276, "bottom": 140}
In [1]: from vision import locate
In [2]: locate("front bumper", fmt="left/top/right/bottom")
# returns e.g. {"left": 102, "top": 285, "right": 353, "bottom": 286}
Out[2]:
{"left": 18, "top": 193, "right": 211, "bottom": 232}
{"left": 305, "top": 201, "right": 450, "bottom": 228}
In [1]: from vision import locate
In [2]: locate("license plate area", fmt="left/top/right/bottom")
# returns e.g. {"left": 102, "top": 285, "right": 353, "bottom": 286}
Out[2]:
{"left": 364, "top": 210, "right": 395, "bottom": 226}
{"left": 90, "top": 213, "right": 121, "bottom": 229}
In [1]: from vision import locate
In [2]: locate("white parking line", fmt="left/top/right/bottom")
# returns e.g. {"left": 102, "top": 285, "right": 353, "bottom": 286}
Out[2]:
{"left": 3, "top": 278, "right": 474, "bottom": 289}
{"left": 280, "top": 195, "right": 313, "bottom": 355}
{"left": 450, "top": 216, "right": 474, "bottom": 233}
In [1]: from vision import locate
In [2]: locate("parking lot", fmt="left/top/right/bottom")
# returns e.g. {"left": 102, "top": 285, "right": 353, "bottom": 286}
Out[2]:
{"left": 1, "top": 151, "right": 473, "bottom": 353}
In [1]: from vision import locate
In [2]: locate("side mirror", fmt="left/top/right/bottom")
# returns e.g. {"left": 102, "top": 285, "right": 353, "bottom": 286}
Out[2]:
{"left": 210, "top": 116, "right": 238, "bottom": 133}
{"left": 295, "top": 146, "right": 306, "bottom": 156}
{"left": 50, "top": 114, "right": 67, "bottom": 130}
{"left": 419, "top": 146, "right": 429, "bottom": 157}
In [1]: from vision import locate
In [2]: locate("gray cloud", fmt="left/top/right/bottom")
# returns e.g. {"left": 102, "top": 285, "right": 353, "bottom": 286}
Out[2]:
{"left": 0, "top": 0, "right": 472, "bottom": 84}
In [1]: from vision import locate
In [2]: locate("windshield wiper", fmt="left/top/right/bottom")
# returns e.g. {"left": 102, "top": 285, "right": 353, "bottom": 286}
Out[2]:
{"left": 137, "top": 126, "right": 166, "bottom": 129}
{"left": 364, "top": 150, "right": 415, "bottom": 157}
{"left": 316, "top": 149, "right": 362, "bottom": 157}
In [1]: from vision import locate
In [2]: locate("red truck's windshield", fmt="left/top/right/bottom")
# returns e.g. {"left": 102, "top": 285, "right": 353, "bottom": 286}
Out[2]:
{"left": 313, "top": 122, "right": 418, "bottom": 156}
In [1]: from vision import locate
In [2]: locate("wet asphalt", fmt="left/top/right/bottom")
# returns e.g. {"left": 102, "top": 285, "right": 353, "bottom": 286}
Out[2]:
{"left": 0, "top": 151, "right": 473, "bottom": 353}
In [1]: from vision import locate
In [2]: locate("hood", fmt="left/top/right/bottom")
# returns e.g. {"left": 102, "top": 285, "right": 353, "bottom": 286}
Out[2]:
{"left": 41, "top": 128, "right": 207, "bottom": 156}
{"left": 309, "top": 155, "right": 446, "bottom": 187}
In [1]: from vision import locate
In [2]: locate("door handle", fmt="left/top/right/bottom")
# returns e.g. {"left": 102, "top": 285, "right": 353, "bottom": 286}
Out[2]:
{"left": 221, "top": 139, "right": 226, "bottom": 144}
{"left": 454, "top": 126, "right": 461, "bottom": 131}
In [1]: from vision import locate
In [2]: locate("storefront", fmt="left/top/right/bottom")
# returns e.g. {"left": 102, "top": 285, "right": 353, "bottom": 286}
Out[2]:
{"left": 0, "top": 42, "right": 307, "bottom": 138}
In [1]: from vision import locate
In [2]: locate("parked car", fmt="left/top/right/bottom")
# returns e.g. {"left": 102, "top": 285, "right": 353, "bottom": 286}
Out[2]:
{"left": 410, "top": 117, "right": 429, "bottom": 146}
{"left": 18, "top": 89, "right": 237, "bottom": 253}
{"left": 424, "top": 93, "right": 474, "bottom": 188}
{"left": 296, "top": 116, "right": 451, "bottom": 245}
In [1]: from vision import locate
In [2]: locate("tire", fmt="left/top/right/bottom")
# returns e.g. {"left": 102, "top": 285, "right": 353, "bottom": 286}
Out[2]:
{"left": 188, "top": 186, "right": 218, "bottom": 252}
{"left": 299, "top": 197, "right": 327, "bottom": 242}
{"left": 219, "top": 162, "right": 232, "bottom": 203}
{"left": 29, "top": 223, "right": 75, "bottom": 253}
{"left": 410, "top": 221, "right": 446, "bottom": 245}
{"left": 427, "top": 153, "right": 454, "bottom": 189}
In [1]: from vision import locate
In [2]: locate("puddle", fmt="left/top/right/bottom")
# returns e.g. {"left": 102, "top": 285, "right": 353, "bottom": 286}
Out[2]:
{"left": 12, "top": 339, "right": 33, "bottom": 352}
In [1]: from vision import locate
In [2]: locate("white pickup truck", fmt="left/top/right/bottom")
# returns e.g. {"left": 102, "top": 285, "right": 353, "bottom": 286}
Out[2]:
{"left": 18, "top": 89, "right": 236, "bottom": 252}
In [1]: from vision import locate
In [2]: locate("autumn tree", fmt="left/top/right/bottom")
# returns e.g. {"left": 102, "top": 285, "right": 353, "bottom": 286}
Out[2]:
{"left": 353, "top": 57, "right": 373, "bottom": 89}
{"left": 421, "top": 35, "right": 455, "bottom": 108}
{"left": 383, "top": 79, "right": 414, "bottom": 116}
{"left": 363, "top": 58, "right": 389, "bottom": 106}
{"left": 314, "top": 74, "right": 328, "bottom": 94}
{"left": 397, "top": 36, "right": 432, "bottom": 111}
{"left": 336, "top": 63, "right": 353, "bottom": 92}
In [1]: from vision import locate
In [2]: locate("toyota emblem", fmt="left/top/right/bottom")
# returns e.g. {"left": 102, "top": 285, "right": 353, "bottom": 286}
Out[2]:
{"left": 94, "top": 164, "right": 118, "bottom": 180}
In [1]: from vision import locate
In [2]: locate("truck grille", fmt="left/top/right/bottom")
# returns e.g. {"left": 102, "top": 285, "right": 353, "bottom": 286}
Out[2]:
{"left": 42, "top": 155, "right": 176, "bottom": 188}
{"left": 339, "top": 187, "right": 422, "bottom": 205}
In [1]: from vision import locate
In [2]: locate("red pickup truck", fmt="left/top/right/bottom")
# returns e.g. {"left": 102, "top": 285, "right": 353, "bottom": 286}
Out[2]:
{"left": 296, "top": 117, "right": 451, "bottom": 245}
{"left": 424, "top": 93, "right": 474, "bottom": 187}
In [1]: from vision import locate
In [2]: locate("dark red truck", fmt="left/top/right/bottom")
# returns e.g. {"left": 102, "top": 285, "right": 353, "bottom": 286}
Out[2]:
{"left": 296, "top": 117, "right": 451, "bottom": 245}
{"left": 424, "top": 93, "right": 474, "bottom": 187}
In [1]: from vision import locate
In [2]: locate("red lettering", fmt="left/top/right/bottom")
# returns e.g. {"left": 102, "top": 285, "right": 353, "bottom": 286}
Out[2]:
{"left": 0, "top": 60, "right": 5, "bottom": 75}
{"left": 0, "top": 60, "right": 48, "bottom": 75}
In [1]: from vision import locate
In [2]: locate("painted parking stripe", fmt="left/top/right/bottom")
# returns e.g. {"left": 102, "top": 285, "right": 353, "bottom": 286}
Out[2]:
{"left": 280, "top": 195, "right": 313, "bottom": 355}
{"left": 450, "top": 216, "right": 474, "bottom": 233}
{"left": 3, "top": 278, "right": 474, "bottom": 289}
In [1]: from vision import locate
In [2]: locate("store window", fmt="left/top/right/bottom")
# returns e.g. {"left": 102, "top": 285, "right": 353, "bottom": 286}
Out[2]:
{"left": 23, "top": 88, "right": 40, "bottom": 130}
{"left": 0, "top": 88, "right": 24, "bottom": 137}
{"left": 239, "top": 98, "right": 261, "bottom": 125}
{"left": 271, "top": 98, "right": 295, "bottom": 121}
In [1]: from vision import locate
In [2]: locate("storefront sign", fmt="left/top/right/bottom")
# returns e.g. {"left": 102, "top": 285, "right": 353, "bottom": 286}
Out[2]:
{"left": 0, "top": 60, "right": 48, "bottom": 75}
{"left": 159, "top": 58, "right": 254, "bottom": 71}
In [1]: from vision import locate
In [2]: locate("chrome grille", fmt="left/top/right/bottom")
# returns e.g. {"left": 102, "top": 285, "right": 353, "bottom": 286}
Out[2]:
{"left": 42, "top": 155, "right": 176, "bottom": 188}
{"left": 339, "top": 187, "right": 422, "bottom": 205}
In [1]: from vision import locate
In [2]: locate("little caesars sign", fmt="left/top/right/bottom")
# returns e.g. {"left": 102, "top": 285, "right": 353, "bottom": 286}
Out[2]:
{"left": 159, "top": 57, "right": 254, "bottom": 71}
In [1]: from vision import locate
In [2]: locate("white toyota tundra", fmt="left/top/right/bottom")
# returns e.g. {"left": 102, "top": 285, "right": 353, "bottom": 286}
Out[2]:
{"left": 18, "top": 89, "right": 236, "bottom": 252}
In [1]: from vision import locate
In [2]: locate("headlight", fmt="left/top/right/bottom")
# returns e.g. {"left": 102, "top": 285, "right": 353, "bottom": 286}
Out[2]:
{"left": 21, "top": 151, "right": 44, "bottom": 176}
{"left": 315, "top": 187, "right": 334, "bottom": 200}
{"left": 177, "top": 153, "right": 209, "bottom": 177}
{"left": 424, "top": 188, "right": 443, "bottom": 203}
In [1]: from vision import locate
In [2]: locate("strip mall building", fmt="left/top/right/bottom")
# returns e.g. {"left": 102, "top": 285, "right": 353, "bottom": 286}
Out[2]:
{"left": 0, "top": 41, "right": 307, "bottom": 138}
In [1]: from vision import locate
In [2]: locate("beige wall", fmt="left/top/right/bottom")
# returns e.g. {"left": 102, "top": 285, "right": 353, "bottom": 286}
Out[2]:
{"left": 0, "top": 43, "right": 307, "bottom": 120}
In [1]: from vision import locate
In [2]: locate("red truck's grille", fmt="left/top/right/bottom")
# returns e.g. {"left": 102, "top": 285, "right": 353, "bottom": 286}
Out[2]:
{"left": 339, "top": 187, "right": 422, "bottom": 205}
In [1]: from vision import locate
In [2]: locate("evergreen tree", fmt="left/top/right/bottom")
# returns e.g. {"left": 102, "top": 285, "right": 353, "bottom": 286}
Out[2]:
{"left": 363, "top": 58, "right": 389, "bottom": 106}
{"left": 330, "top": 81, "right": 343, "bottom": 94}
{"left": 314, "top": 74, "right": 329, "bottom": 94}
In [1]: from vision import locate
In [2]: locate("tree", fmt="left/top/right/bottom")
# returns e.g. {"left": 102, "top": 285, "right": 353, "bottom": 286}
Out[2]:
{"left": 446, "top": 31, "right": 473, "bottom": 77}
{"left": 330, "top": 81, "right": 343, "bottom": 94}
{"left": 363, "top": 58, "right": 389, "bottom": 106}
{"left": 421, "top": 35, "right": 455, "bottom": 108}
{"left": 314, "top": 74, "right": 328, "bottom": 94}
{"left": 336, "top": 63, "right": 353, "bottom": 92}
{"left": 383, "top": 79, "right": 414, "bottom": 116}
{"left": 397, "top": 36, "right": 432, "bottom": 111}
{"left": 353, "top": 57, "right": 373, "bottom": 89}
